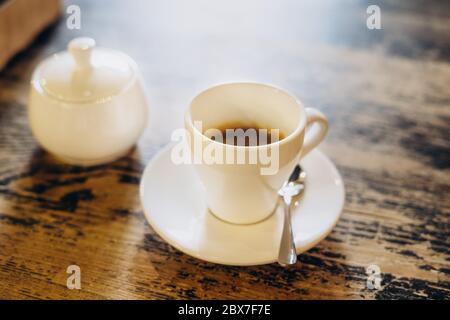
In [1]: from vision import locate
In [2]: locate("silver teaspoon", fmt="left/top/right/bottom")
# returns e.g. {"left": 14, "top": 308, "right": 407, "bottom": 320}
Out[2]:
{"left": 277, "top": 164, "right": 306, "bottom": 266}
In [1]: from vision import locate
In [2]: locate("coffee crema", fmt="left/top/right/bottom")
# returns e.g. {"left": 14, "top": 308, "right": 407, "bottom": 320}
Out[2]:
{"left": 205, "top": 122, "right": 285, "bottom": 147}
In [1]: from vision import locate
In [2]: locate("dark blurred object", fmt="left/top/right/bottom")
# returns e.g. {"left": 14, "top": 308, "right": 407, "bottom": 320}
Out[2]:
{"left": 0, "top": 0, "right": 61, "bottom": 70}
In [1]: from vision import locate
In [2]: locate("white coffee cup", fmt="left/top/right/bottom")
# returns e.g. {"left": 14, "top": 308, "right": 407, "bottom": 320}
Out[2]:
{"left": 185, "top": 82, "right": 328, "bottom": 224}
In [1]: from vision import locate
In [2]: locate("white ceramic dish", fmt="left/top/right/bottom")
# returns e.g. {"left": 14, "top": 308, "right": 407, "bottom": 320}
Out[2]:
{"left": 28, "top": 37, "right": 149, "bottom": 166}
{"left": 140, "top": 143, "right": 345, "bottom": 266}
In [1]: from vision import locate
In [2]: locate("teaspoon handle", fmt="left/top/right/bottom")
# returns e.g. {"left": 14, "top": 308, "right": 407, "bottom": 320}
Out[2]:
{"left": 278, "top": 198, "right": 297, "bottom": 266}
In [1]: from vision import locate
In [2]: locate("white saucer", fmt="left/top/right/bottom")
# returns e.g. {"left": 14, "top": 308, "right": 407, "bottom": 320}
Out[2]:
{"left": 140, "top": 144, "right": 345, "bottom": 266}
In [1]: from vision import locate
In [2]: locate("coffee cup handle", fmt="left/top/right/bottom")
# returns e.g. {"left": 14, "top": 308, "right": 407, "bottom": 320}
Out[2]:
{"left": 301, "top": 108, "right": 329, "bottom": 158}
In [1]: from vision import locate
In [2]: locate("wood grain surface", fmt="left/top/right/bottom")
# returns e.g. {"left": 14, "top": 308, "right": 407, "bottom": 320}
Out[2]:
{"left": 0, "top": 0, "right": 449, "bottom": 299}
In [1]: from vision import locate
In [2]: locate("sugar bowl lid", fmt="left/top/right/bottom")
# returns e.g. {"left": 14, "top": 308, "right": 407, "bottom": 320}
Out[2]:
{"left": 34, "top": 37, "right": 135, "bottom": 103}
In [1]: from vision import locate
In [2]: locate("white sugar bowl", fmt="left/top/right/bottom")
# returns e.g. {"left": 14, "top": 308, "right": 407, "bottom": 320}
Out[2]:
{"left": 28, "top": 37, "right": 149, "bottom": 166}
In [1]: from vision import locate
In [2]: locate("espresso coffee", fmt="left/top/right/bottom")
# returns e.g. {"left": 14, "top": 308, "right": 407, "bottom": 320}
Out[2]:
{"left": 206, "top": 123, "right": 285, "bottom": 146}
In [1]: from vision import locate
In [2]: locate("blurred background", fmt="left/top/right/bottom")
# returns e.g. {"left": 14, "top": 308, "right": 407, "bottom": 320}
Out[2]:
{"left": 2, "top": 0, "right": 449, "bottom": 162}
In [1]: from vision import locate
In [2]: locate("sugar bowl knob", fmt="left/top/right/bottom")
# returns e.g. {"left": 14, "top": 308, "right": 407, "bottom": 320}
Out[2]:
{"left": 68, "top": 37, "right": 95, "bottom": 71}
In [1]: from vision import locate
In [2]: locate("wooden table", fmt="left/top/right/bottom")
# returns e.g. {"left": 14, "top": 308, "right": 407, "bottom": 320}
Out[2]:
{"left": 0, "top": 0, "right": 449, "bottom": 299}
